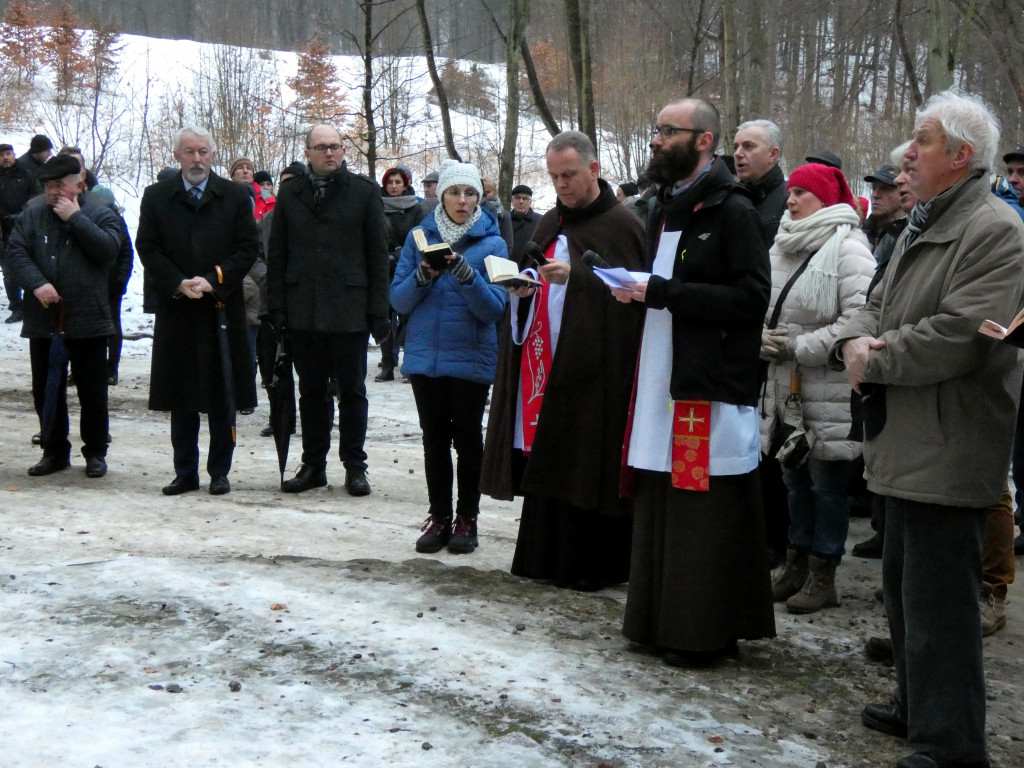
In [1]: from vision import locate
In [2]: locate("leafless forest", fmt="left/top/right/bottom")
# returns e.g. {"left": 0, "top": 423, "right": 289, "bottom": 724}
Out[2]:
{"left": 2, "top": 0, "right": 1023, "bottom": 201}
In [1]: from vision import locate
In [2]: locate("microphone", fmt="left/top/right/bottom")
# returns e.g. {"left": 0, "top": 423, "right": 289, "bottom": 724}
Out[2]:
{"left": 524, "top": 241, "right": 547, "bottom": 269}
{"left": 581, "top": 250, "right": 610, "bottom": 269}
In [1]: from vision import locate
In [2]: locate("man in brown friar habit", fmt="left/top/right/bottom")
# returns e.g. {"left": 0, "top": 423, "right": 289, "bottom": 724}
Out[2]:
{"left": 480, "top": 130, "right": 645, "bottom": 591}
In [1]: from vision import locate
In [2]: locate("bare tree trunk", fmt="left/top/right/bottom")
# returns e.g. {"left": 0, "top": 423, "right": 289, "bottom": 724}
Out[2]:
{"left": 498, "top": 0, "right": 531, "bottom": 204}
{"left": 520, "top": 37, "right": 561, "bottom": 136}
{"left": 926, "top": 0, "right": 954, "bottom": 95}
{"left": 894, "top": 0, "right": 924, "bottom": 108}
{"left": 415, "top": 0, "right": 461, "bottom": 161}
{"left": 563, "top": 0, "right": 595, "bottom": 146}
{"left": 362, "top": 1, "right": 377, "bottom": 177}
{"left": 720, "top": 0, "right": 740, "bottom": 129}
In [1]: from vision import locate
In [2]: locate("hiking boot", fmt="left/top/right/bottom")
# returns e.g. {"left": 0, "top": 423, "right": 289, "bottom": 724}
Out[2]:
{"left": 374, "top": 367, "right": 395, "bottom": 382}
{"left": 852, "top": 531, "right": 884, "bottom": 559}
{"left": 980, "top": 593, "right": 1006, "bottom": 637}
{"left": 771, "top": 548, "right": 809, "bottom": 602}
{"left": 282, "top": 464, "right": 327, "bottom": 493}
{"left": 416, "top": 514, "right": 452, "bottom": 553}
{"left": 345, "top": 467, "right": 371, "bottom": 496}
{"left": 786, "top": 556, "right": 840, "bottom": 614}
{"left": 448, "top": 513, "right": 478, "bottom": 554}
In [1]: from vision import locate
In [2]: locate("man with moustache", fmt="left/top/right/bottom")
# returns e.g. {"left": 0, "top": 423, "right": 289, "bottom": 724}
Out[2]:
{"left": 480, "top": 130, "right": 646, "bottom": 591}
{"left": 267, "top": 123, "right": 389, "bottom": 496}
{"left": 136, "top": 126, "right": 259, "bottom": 496}
{"left": 611, "top": 98, "right": 775, "bottom": 667}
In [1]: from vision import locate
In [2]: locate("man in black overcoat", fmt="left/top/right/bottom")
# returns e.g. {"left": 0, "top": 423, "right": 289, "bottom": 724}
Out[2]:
{"left": 136, "top": 127, "right": 259, "bottom": 496}
{"left": 267, "top": 123, "right": 389, "bottom": 496}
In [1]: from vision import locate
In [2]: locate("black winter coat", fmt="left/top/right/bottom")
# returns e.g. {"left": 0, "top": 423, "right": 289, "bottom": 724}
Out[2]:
{"left": 136, "top": 171, "right": 259, "bottom": 412}
{"left": 506, "top": 208, "right": 543, "bottom": 265}
{"left": 0, "top": 163, "right": 41, "bottom": 243}
{"left": 6, "top": 197, "right": 120, "bottom": 339}
{"left": 743, "top": 163, "right": 787, "bottom": 247}
{"left": 644, "top": 157, "right": 771, "bottom": 407}
{"left": 267, "top": 167, "right": 389, "bottom": 333}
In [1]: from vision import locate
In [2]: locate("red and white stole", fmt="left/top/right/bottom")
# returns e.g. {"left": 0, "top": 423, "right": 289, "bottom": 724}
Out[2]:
{"left": 672, "top": 399, "right": 711, "bottom": 491}
{"left": 520, "top": 241, "right": 558, "bottom": 453}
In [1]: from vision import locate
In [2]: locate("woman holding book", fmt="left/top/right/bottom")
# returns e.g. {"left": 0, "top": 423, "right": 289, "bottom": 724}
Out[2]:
{"left": 391, "top": 159, "right": 508, "bottom": 555}
{"left": 758, "top": 163, "right": 875, "bottom": 614}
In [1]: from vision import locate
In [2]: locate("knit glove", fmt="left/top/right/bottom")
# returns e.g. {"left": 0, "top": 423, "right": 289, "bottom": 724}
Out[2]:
{"left": 760, "top": 327, "right": 783, "bottom": 361}
{"left": 448, "top": 255, "right": 476, "bottom": 285}
{"left": 415, "top": 263, "right": 433, "bottom": 287}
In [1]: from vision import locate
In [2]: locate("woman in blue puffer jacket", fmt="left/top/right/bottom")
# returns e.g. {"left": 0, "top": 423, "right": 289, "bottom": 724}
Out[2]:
{"left": 391, "top": 159, "right": 508, "bottom": 556}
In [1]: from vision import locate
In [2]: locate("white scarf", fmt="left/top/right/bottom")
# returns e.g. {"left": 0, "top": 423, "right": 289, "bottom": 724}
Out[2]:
{"left": 434, "top": 205, "right": 482, "bottom": 246}
{"left": 773, "top": 204, "right": 860, "bottom": 320}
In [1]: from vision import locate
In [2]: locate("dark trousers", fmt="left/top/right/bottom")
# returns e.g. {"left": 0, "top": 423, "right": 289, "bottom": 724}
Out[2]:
{"left": 170, "top": 408, "right": 234, "bottom": 478}
{"left": 256, "top": 318, "right": 276, "bottom": 390}
{"left": 379, "top": 310, "right": 400, "bottom": 370}
{"left": 883, "top": 496, "right": 987, "bottom": 765}
{"left": 290, "top": 329, "right": 369, "bottom": 471}
{"left": 106, "top": 292, "right": 122, "bottom": 377}
{"left": 760, "top": 454, "right": 790, "bottom": 555}
{"left": 30, "top": 336, "right": 108, "bottom": 460}
{"left": 409, "top": 375, "right": 489, "bottom": 518}
{"left": 1, "top": 245, "right": 23, "bottom": 313}
{"left": 1012, "top": 376, "right": 1024, "bottom": 523}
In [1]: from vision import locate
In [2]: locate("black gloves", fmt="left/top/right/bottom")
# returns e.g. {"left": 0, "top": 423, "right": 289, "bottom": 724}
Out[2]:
{"left": 269, "top": 309, "right": 287, "bottom": 336}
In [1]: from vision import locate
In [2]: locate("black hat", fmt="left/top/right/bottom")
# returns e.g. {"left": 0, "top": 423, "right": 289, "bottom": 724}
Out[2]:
{"left": 1003, "top": 147, "right": 1024, "bottom": 164}
{"left": 805, "top": 149, "right": 842, "bottom": 169}
{"left": 864, "top": 163, "right": 897, "bottom": 187}
{"left": 30, "top": 134, "right": 53, "bottom": 153}
{"left": 253, "top": 170, "right": 273, "bottom": 185}
{"left": 618, "top": 181, "right": 639, "bottom": 197}
{"left": 281, "top": 161, "right": 306, "bottom": 179}
{"left": 423, "top": 171, "right": 439, "bottom": 183}
{"left": 510, "top": 184, "right": 533, "bottom": 197}
{"left": 37, "top": 154, "right": 81, "bottom": 182}
{"left": 156, "top": 166, "right": 178, "bottom": 182}
{"left": 0, "top": 143, "right": 13, "bottom": 153}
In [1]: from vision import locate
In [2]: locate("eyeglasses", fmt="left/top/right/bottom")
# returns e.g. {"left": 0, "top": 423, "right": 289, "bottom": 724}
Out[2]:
{"left": 652, "top": 125, "right": 703, "bottom": 140}
{"left": 308, "top": 144, "right": 344, "bottom": 154}
{"left": 444, "top": 188, "right": 479, "bottom": 199}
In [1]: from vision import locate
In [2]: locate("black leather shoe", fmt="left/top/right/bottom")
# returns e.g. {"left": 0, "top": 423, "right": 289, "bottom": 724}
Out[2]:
{"left": 861, "top": 702, "right": 908, "bottom": 738}
{"left": 28, "top": 455, "right": 70, "bottom": 476}
{"left": 85, "top": 457, "right": 107, "bottom": 478}
{"left": 896, "top": 752, "right": 990, "bottom": 768}
{"left": 374, "top": 368, "right": 395, "bottom": 382}
{"left": 209, "top": 475, "right": 230, "bottom": 495}
{"left": 260, "top": 425, "right": 274, "bottom": 437}
{"left": 162, "top": 475, "right": 200, "bottom": 495}
{"left": 107, "top": 373, "right": 117, "bottom": 386}
{"left": 345, "top": 467, "right": 371, "bottom": 496}
{"left": 852, "top": 531, "right": 884, "bottom": 558}
{"left": 282, "top": 464, "right": 327, "bottom": 493}
{"left": 31, "top": 431, "right": 42, "bottom": 445}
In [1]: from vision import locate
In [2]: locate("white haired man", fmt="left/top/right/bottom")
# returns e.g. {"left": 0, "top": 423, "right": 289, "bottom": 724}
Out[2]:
{"left": 834, "top": 91, "right": 1024, "bottom": 768}
{"left": 732, "top": 119, "right": 786, "bottom": 245}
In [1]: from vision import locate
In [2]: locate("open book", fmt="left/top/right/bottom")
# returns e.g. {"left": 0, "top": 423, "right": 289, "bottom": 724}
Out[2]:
{"left": 484, "top": 255, "right": 542, "bottom": 288}
{"left": 979, "top": 307, "right": 1024, "bottom": 348}
{"left": 412, "top": 229, "right": 454, "bottom": 271}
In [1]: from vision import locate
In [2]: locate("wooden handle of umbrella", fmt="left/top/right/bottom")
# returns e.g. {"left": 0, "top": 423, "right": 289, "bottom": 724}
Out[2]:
{"left": 790, "top": 368, "right": 802, "bottom": 395}
{"left": 215, "top": 265, "right": 224, "bottom": 285}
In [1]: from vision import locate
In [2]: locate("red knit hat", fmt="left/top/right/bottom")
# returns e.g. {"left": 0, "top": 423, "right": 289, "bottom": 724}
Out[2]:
{"left": 787, "top": 163, "right": 856, "bottom": 209}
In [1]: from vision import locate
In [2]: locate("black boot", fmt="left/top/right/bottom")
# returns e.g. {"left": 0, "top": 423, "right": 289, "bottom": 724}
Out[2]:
{"left": 416, "top": 514, "right": 452, "bottom": 553}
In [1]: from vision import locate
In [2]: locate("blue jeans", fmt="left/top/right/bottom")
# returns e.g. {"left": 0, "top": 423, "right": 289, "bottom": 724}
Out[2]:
{"left": 783, "top": 457, "right": 853, "bottom": 565}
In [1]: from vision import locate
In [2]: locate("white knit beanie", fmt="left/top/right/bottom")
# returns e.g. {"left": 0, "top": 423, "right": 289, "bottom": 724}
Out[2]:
{"left": 437, "top": 158, "right": 483, "bottom": 200}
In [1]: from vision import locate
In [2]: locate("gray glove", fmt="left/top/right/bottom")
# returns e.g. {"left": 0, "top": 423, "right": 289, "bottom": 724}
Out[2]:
{"left": 448, "top": 255, "right": 476, "bottom": 285}
{"left": 760, "top": 327, "right": 783, "bottom": 361}
{"left": 415, "top": 263, "right": 433, "bottom": 287}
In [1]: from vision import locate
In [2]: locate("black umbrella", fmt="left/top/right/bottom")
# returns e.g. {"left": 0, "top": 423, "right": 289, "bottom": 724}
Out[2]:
{"left": 267, "top": 335, "right": 296, "bottom": 484}
{"left": 212, "top": 268, "right": 237, "bottom": 447}
{"left": 39, "top": 305, "right": 69, "bottom": 449}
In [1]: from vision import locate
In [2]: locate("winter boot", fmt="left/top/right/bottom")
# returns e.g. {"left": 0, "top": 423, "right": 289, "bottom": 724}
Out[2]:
{"left": 374, "top": 367, "right": 395, "bottom": 382}
{"left": 415, "top": 514, "right": 452, "bottom": 553}
{"left": 771, "top": 548, "right": 809, "bottom": 602}
{"left": 447, "top": 513, "right": 478, "bottom": 554}
{"left": 980, "top": 591, "right": 1007, "bottom": 637}
{"left": 786, "top": 556, "right": 840, "bottom": 614}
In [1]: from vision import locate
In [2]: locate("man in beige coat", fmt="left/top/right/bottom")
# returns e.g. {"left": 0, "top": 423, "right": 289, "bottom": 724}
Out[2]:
{"left": 832, "top": 91, "right": 1024, "bottom": 768}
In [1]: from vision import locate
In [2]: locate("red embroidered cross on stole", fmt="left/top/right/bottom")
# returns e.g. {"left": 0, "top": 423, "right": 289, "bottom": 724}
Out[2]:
{"left": 520, "top": 241, "right": 558, "bottom": 453}
{"left": 672, "top": 399, "right": 711, "bottom": 491}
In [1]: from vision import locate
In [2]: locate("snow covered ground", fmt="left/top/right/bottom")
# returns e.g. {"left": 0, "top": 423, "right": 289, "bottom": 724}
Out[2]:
{"left": 0, "top": 325, "right": 1022, "bottom": 767}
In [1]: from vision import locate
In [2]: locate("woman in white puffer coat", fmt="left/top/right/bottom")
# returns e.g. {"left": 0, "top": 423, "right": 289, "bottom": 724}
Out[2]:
{"left": 758, "top": 163, "right": 875, "bottom": 615}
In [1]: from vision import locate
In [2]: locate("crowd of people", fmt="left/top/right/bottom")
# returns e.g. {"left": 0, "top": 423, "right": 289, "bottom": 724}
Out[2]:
{"left": 2, "top": 88, "right": 1024, "bottom": 768}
